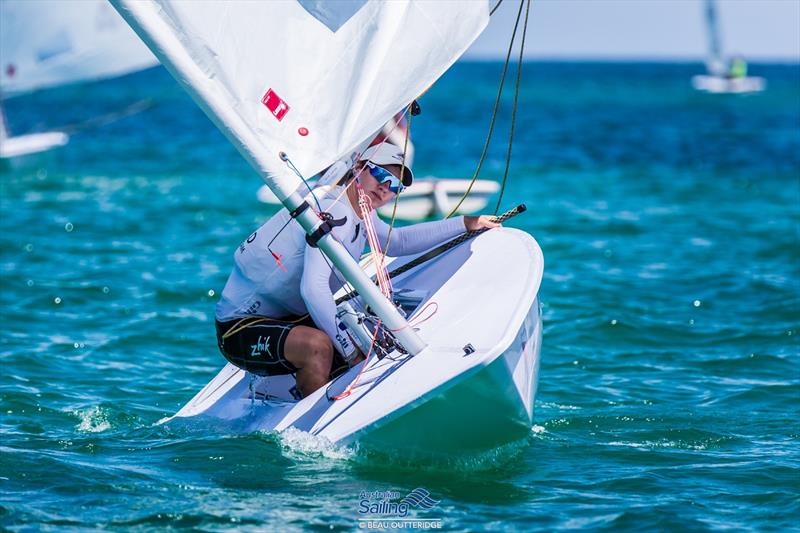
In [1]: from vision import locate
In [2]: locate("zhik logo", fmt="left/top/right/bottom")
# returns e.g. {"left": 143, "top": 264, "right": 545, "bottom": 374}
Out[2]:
{"left": 250, "top": 336, "right": 271, "bottom": 357}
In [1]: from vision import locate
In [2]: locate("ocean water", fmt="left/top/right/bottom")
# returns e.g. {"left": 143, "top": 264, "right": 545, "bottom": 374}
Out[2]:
{"left": 1, "top": 61, "right": 798, "bottom": 531}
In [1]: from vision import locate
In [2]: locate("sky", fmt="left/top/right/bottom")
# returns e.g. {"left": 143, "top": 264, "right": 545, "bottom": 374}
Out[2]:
{"left": 466, "top": 0, "right": 800, "bottom": 61}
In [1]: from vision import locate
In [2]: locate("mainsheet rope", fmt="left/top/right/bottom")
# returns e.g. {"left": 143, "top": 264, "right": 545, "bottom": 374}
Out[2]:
{"left": 446, "top": 0, "right": 529, "bottom": 219}
{"left": 494, "top": 0, "right": 530, "bottom": 215}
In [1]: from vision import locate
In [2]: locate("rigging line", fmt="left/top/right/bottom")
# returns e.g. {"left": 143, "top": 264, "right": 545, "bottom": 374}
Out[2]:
{"left": 381, "top": 106, "right": 413, "bottom": 255}
{"left": 281, "top": 152, "right": 323, "bottom": 212}
{"left": 58, "top": 98, "right": 156, "bottom": 134}
{"left": 495, "top": 0, "right": 530, "bottom": 215}
{"left": 490, "top": 0, "right": 506, "bottom": 16}
{"left": 445, "top": 0, "right": 525, "bottom": 219}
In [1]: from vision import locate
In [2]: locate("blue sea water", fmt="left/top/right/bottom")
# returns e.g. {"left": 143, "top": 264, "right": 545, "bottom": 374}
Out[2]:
{"left": 1, "top": 61, "right": 798, "bottom": 531}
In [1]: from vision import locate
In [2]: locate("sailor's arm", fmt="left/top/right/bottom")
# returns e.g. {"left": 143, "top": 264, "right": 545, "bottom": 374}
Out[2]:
{"left": 372, "top": 214, "right": 499, "bottom": 256}
{"left": 300, "top": 202, "right": 360, "bottom": 362}
{"left": 300, "top": 244, "right": 358, "bottom": 362}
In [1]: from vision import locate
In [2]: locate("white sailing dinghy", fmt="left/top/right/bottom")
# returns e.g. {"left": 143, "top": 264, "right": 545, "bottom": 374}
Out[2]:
{"left": 0, "top": 0, "right": 157, "bottom": 159}
{"left": 113, "top": 0, "right": 543, "bottom": 452}
{"left": 691, "top": 0, "right": 765, "bottom": 94}
{"left": 258, "top": 168, "right": 502, "bottom": 222}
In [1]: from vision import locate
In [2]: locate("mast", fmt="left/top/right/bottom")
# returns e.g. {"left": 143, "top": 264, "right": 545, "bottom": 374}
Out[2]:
{"left": 111, "top": 0, "right": 428, "bottom": 354}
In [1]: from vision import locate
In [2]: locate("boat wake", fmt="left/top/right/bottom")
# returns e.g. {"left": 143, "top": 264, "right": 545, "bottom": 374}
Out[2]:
{"left": 272, "top": 427, "right": 356, "bottom": 462}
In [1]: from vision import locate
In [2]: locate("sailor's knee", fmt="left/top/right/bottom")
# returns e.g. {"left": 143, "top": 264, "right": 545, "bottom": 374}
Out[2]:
{"left": 286, "top": 326, "right": 332, "bottom": 369}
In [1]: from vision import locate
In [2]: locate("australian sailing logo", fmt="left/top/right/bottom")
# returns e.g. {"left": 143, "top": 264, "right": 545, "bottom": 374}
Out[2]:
{"left": 357, "top": 488, "right": 442, "bottom": 529}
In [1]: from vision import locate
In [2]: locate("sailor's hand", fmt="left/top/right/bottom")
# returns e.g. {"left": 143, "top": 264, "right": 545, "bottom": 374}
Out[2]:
{"left": 464, "top": 215, "right": 501, "bottom": 232}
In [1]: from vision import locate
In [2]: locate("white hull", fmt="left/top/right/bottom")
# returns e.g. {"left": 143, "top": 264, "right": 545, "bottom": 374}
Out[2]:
{"left": 692, "top": 75, "right": 766, "bottom": 94}
{"left": 169, "top": 228, "right": 543, "bottom": 452}
{"left": 0, "top": 131, "right": 68, "bottom": 159}
{"left": 257, "top": 178, "right": 500, "bottom": 221}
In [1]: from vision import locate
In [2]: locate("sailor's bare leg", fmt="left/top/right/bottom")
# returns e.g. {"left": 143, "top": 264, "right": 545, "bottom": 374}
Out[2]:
{"left": 284, "top": 326, "right": 333, "bottom": 397}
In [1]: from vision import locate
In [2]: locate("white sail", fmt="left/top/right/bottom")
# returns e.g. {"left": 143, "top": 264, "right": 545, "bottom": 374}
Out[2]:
{"left": 111, "top": 0, "right": 490, "bottom": 353}
{"left": 0, "top": 0, "right": 157, "bottom": 96}
{"left": 702, "top": 0, "right": 725, "bottom": 77}
{"left": 111, "top": 0, "right": 489, "bottom": 197}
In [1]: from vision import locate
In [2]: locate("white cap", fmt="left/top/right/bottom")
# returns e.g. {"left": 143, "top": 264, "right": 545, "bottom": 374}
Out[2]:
{"left": 358, "top": 143, "right": 413, "bottom": 185}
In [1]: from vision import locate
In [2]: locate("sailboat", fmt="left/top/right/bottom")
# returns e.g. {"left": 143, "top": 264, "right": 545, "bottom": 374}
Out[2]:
{"left": 0, "top": 0, "right": 157, "bottom": 159}
{"left": 691, "top": 0, "right": 765, "bottom": 94}
{"left": 112, "top": 0, "right": 543, "bottom": 452}
{"left": 256, "top": 112, "right": 501, "bottom": 221}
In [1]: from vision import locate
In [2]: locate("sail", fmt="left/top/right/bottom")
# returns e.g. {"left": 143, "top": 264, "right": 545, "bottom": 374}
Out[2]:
{"left": 703, "top": 0, "right": 725, "bottom": 76}
{"left": 111, "top": 0, "right": 491, "bottom": 355}
{"left": 0, "top": 0, "right": 157, "bottom": 96}
{"left": 111, "top": 0, "right": 489, "bottom": 199}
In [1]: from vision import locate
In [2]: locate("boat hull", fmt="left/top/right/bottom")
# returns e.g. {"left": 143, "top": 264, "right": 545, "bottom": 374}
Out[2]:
{"left": 0, "top": 131, "right": 69, "bottom": 159}
{"left": 169, "top": 228, "right": 544, "bottom": 452}
{"left": 353, "top": 297, "right": 541, "bottom": 453}
{"left": 691, "top": 74, "right": 766, "bottom": 94}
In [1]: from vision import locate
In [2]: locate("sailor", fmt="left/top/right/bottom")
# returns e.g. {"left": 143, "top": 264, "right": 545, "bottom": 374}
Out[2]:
{"left": 728, "top": 56, "right": 748, "bottom": 79}
{"left": 214, "top": 143, "right": 499, "bottom": 397}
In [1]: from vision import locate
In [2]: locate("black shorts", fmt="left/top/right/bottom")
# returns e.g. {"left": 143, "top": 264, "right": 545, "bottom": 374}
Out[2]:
{"left": 215, "top": 315, "right": 349, "bottom": 378}
{"left": 215, "top": 315, "right": 315, "bottom": 376}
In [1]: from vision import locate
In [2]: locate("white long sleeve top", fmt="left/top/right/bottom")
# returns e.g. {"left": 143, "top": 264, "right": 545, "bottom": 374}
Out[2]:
{"left": 215, "top": 187, "right": 466, "bottom": 356}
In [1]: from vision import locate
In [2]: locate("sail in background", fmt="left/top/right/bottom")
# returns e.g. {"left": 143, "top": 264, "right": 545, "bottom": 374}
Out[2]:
{"left": 0, "top": 0, "right": 157, "bottom": 96}
{"left": 702, "top": 0, "right": 725, "bottom": 76}
{"left": 112, "top": 0, "right": 490, "bottom": 194}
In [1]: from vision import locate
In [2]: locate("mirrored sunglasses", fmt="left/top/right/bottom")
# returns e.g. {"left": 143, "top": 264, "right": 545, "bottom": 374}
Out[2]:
{"left": 366, "top": 162, "right": 405, "bottom": 194}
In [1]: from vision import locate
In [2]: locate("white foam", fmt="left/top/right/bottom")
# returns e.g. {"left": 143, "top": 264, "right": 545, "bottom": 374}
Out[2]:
{"left": 273, "top": 427, "right": 355, "bottom": 461}
{"left": 73, "top": 406, "right": 111, "bottom": 433}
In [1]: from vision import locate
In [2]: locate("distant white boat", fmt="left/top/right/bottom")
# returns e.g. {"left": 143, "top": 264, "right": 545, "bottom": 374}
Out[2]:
{"left": 0, "top": 0, "right": 157, "bottom": 159}
{"left": 691, "top": 74, "right": 765, "bottom": 94}
{"left": 256, "top": 109, "right": 500, "bottom": 222}
{"left": 257, "top": 108, "right": 501, "bottom": 221}
{"left": 692, "top": 0, "right": 765, "bottom": 94}
{"left": 258, "top": 177, "right": 500, "bottom": 221}
{"left": 0, "top": 126, "right": 68, "bottom": 159}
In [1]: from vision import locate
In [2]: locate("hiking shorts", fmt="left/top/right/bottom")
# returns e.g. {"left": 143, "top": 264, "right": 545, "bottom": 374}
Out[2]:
{"left": 215, "top": 315, "right": 348, "bottom": 378}
{"left": 215, "top": 315, "right": 315, "bottom": 376}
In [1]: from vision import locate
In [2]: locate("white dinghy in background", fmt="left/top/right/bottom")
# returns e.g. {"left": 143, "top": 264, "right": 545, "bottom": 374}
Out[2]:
{"left": 256, "top": 113, "right": 501, "bottom": 222}
{"left": 112, "top": 0, "right": 544, "bottom": 452}
{"left": 258, "top": 177, "right": 501, "bottom": 222}
{"left": 691, "top": 75, "right": 765, "bottom": 95}
{"left": 691, "top": 0, "right": 765, "bottom": 95}
{"left": 0, "top": 0, "right": 157, "bottom": 159}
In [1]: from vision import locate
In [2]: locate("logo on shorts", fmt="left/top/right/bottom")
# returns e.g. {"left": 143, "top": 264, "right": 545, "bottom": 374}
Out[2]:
{"left": 251, "top": 336, "right": 272, "bottom": 357}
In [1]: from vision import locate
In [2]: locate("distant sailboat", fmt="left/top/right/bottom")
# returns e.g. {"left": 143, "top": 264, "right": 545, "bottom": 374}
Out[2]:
{"left": 691, "top": 0, "right": 765, "bottom": 94}
{"left": 0, "top": 0, "right": 157, "bottom": 159}
{"left": 256, "top": 112, "right": 501, "bottom": 221}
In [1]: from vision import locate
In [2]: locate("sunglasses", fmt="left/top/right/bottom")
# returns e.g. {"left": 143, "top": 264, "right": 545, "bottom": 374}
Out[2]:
{"left": 366, "top": 162, "right": 405, "bottom": 194}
